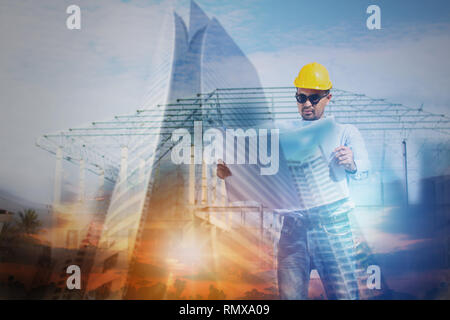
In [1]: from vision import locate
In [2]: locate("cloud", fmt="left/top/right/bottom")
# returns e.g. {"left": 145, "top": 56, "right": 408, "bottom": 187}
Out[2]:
{"left": 248, "top": 23, "right": 450, "bottom": 115}
{"left": 351, "top": 206, "right": 437, "bottom": 256}
{"left": 0, "top": 0, "right": 173, "bottom": 203}
{"left": 370, "top": 232, "right": 431, "bottom": 254}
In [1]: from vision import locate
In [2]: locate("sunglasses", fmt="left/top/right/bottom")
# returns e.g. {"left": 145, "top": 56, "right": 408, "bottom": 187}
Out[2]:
{"left": 295, "top": 91, "right": 329, "bottom": 105}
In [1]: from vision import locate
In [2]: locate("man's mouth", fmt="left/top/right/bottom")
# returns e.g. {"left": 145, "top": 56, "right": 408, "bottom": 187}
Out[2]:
{"left": 303, "top": 108, "right": 314, "bottom": 115}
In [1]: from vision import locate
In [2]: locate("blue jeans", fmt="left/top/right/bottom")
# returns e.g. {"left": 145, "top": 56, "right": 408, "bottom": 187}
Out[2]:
{"left": 277, "top": 199, "right": 359, "bottom": 300}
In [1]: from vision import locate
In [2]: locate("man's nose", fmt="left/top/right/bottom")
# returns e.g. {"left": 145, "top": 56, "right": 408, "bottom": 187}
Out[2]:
{"left": 304, "top": 100, "right": 313, "bottom": 108}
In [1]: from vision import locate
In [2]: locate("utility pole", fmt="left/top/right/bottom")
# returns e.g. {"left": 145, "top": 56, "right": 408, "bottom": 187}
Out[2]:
{"left": 54, "top": 147, "right": 63, "bottom": 207}
{"left": 381, "top": 131, "right": 386, "bottom": 207}
{"left": 402, "top": 140, "right": 409, "bottom": 207}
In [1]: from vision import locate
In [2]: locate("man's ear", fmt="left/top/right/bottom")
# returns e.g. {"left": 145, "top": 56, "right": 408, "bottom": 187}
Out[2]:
{"left": 323, "top": 93, "right": 332, "bottom": 105}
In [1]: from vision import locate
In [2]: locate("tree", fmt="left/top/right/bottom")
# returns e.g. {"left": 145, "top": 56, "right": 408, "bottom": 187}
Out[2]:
{"left": 16, "top": 209, "right": 42, "bottom": 235}
{"left": 207, "top": 284, "right": 226, "bottom": 300}
{"left": 0, "top": 221, "right": 18, "bottom": 256}
{"left": 172, "top": 279, "right": 186, "bottom": 299}
{"left": 0, "top": 221, "right": 17, "bottom": 239}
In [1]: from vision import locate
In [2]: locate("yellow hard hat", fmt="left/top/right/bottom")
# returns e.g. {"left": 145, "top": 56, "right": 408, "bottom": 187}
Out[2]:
{"left": 294, "top": 62, "right": 332, "bottom": 90}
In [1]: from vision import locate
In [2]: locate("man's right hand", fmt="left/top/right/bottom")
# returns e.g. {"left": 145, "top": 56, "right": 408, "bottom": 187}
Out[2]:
{"left": 217, "top": 159, "right": 232, "bottom": 179}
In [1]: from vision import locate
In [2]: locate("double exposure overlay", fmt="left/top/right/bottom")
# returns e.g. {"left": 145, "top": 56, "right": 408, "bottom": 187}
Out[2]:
{"left": 0, "top": 1, "right": 449, "bottom": 300}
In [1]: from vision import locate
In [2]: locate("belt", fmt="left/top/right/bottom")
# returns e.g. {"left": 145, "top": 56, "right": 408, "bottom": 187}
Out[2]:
{"left": 308, "top": 211, "right": 349, "bottom": 228}
{"left": 282, "top": 199, "right": 353, "bottom": 235}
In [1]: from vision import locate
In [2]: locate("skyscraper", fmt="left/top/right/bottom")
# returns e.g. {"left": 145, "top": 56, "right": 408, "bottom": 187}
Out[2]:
{"left": 86, "top": 1, "right": 279, "bottom": 299}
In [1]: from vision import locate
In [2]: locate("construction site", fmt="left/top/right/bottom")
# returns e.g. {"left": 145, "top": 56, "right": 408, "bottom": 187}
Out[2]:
{"left": 30, "top": 1, "right": 450, "bottom": 300}
{"left": 35, "top": 85, "right": 450, "bottom": 299}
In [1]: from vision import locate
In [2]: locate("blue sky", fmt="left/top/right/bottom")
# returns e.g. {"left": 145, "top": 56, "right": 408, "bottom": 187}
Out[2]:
{"left": 0, "top": 0, "right": 449, "bottom": 204}
{"left": 186, "top": 0, "right": 450, "bottom": 52}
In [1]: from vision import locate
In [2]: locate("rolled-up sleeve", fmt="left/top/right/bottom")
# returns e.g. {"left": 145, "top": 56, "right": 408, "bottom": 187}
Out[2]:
{"left": 345, "top": 125, "right": 370, "bottom": 180}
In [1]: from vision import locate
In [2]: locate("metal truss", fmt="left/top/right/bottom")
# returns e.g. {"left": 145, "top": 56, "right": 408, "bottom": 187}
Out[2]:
{"left": 36, "top": 87, "right": 450, "bottom": 182}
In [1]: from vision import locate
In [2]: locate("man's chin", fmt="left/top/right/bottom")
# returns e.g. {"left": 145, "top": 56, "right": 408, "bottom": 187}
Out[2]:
{"left": 302, "top": 114, "right": 316, "bottom": 121}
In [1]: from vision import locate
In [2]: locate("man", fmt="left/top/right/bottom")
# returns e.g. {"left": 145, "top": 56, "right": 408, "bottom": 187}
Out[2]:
{"left": 217, "top": 62, "right": 369, "bottom": 300}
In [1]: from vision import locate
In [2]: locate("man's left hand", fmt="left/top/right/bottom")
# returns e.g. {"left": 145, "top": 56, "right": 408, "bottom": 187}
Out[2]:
{"left": 333, "top": 146, "right": 357, "bottom": 172}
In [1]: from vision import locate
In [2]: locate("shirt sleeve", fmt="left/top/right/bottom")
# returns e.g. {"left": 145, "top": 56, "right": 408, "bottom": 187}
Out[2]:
{"left": 345, "top": 125, "right": 370, "bottom": 180}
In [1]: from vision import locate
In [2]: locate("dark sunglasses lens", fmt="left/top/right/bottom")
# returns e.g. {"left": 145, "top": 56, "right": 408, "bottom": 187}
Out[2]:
{"left": 309, "top": 94, "right": 321, "bottom": 104}
{"left": 296, "top": 94, "right": 307, "bottom": 103}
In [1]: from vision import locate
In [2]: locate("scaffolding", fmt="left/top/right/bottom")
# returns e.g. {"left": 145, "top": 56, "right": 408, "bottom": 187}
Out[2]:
{"left": 36, "top": 86, "right": 450, "bottom": 185}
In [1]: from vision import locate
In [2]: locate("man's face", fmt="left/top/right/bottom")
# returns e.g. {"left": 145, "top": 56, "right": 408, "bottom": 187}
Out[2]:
{"left": 296, "top": 88, "right": 332, "bottom": 121}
